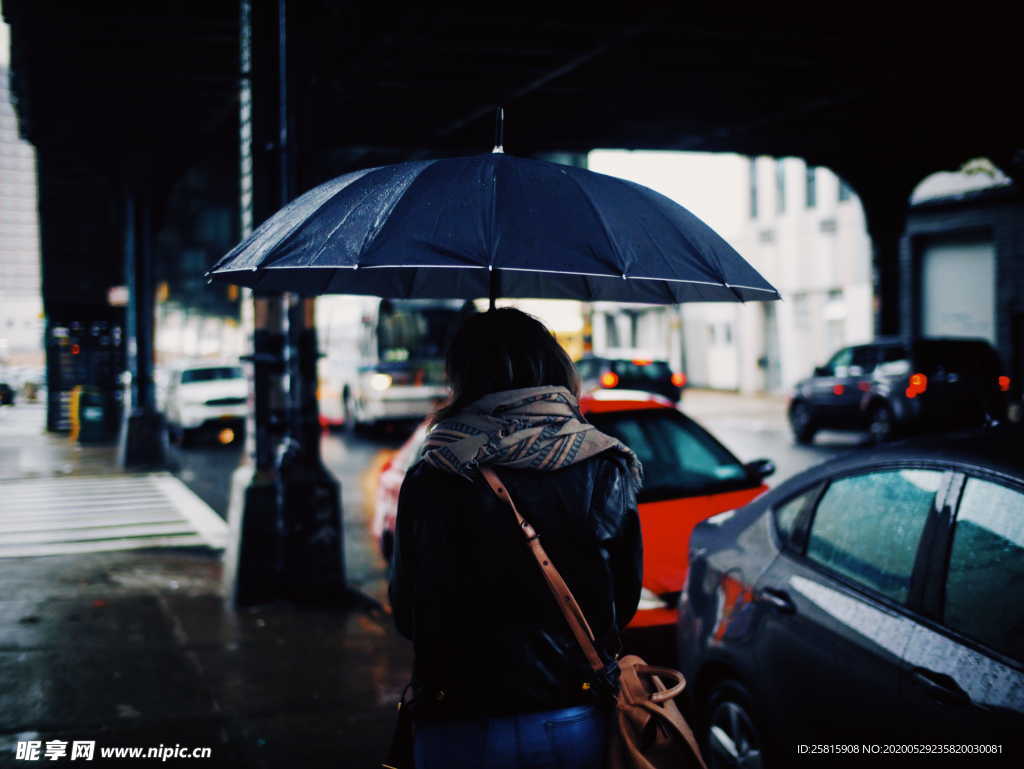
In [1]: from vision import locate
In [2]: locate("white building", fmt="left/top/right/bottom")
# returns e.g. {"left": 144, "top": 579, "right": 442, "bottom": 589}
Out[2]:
{"left": 0, "top": 60, "right": 44, "bottom": 368}
{"left": 707, "top": 157, "right": 873, "bottom": 393}
{"left": 588, "top": 150, "right": 874, "bottom": 394}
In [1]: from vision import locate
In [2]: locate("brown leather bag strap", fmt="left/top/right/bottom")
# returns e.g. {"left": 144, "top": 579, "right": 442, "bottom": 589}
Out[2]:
{"left": 479, "top": 466, "right": 606, "bottom": 674}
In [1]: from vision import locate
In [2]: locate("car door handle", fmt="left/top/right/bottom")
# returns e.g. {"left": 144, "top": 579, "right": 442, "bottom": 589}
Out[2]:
{"left": 909, "top": 667, "right": 971, "bottom": 706}
{"left": 758, "top": 587, "right": 795, "bottom": 614}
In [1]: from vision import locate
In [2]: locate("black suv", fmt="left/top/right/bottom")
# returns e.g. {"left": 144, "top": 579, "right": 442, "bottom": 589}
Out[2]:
{"left": 575, "top": 356, "right": 686, "bottom": 403}
{"left": 789, "top": 337, "right": 1009, "bottom": 444}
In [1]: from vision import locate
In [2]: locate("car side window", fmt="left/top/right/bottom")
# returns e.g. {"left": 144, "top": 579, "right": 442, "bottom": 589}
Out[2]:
{"left": 806, "top": 469, "right": 942, "bottom": 603}
{"left": 876, "top": 346, "right": 911, "bottom": 376}
{"left": 944, "top": 478, "right": 1024, "bottom": 661}
{"left": 824, "top": 347, "right": 852, "bottom": 377}
{"left": 773, "top": 490, "right": 814, "bottom": 547}
{"left": 849, "top": 346, "right": 878, "bottom": 376}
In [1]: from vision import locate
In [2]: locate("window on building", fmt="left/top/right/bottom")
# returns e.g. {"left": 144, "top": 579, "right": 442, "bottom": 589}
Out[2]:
{"left": 748, "top": 157, "right": 758, "bottom": 219}
{"left": 805, "top": 165, "right": 817, "bottom": 208}
{"left": 775, "top": 160, "right": 786, "bottom": 215}
{"left": 838, "top": 178, "right": 854, "bottom": 202}
{"left": 792, "top": 293, "right": 811, "bottom": 331}
{"left": 604, "top": 315, "right": 621, "bottom": 348}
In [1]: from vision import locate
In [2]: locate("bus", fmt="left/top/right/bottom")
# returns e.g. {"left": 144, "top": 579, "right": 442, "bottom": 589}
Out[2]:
{"left": 317, "top": 297, "right": 474, "bottom": 430}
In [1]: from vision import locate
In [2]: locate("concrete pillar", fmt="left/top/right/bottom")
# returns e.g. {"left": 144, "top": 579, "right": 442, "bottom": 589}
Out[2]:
{"left": 275, "top": 294, "right": 347, "bottom": 603}
{"left": 118, "top": 176, "right": 169, "bottom": 469}
{"left": 856, "top": 178, "right": 917, "bottom": 339}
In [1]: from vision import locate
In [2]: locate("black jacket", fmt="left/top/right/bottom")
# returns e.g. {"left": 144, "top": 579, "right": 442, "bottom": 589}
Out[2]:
{"left": 389, "top": 450, "right": 643, "bottom": 718}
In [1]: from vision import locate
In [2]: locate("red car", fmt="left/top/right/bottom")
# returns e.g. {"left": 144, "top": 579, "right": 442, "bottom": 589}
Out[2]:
{"left": 373, "top": 390, "right": 773, "bottom": 627}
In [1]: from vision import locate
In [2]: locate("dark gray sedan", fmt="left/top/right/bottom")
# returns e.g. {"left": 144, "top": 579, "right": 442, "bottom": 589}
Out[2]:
{"left": 677, "top": 426, "right": 1024, "bottom": 767}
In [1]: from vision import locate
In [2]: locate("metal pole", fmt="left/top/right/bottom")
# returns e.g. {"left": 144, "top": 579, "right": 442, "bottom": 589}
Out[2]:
{"left": 226, "top": 0, "right": 349, "bottom": 607}
{"left": 225, "top": 0, "right": 288, "bottom": 606}
{"left": 118, "top": 175, "right": 167, "bottom": 469}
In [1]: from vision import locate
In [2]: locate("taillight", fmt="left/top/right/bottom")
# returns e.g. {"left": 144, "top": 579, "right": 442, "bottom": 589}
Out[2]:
{"left": 905, "top": 373, "right": 928, "bottom": 399}
{"left": 671, "top": 372, "right": 687, "bottom": 387}
{"left": 832, "top": 384, "right": 845, "bottom": 396}
{"left": 600, "top": 371, "right": 619, "bottom": 388}
{"left": 631, "top": 358, "right": 652, "bottom": 366}
{"left": 998, "top": 376, "right": 1011, "bottom": 392}
{"left": 380, "top": 459, "right": 393, "bottom": 474}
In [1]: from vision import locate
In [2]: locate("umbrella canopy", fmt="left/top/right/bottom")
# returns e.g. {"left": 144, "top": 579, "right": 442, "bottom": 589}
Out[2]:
{"left": 207, "top": 154, "right": 779, "bottom": 305}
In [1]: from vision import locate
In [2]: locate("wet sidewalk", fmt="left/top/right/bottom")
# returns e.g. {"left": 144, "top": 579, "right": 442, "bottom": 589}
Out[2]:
{"left": 0, "top": 405, "right": 412, "bottom": 768}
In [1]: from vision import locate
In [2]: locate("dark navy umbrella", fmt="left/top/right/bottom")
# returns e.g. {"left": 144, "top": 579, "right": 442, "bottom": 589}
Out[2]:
{"left": 207, "top": 153, "right": 780, "bottom": 306}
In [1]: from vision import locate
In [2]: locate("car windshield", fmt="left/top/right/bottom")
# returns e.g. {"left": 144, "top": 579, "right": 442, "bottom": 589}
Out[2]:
{"left": 610, "top": 360, "right": 671, "bottom": 382}
{"left": 181, "top": 366, "right": 243, "bottom": 384}
{"left": 586, "top": 409, "right": 752, "bottom": 502}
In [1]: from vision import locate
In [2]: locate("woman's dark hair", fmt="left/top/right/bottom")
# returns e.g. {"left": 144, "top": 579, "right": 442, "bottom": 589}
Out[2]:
{"left": 433, "top": 308, "right": 580, "bottom": 423}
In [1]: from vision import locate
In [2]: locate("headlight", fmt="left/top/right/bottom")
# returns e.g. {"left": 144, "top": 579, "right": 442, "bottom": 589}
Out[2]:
{"left": 370, "top": 373, "right": 393, "bottom": 391}
{"left": 637, "top": 587, "right": 670, "bottom": 611}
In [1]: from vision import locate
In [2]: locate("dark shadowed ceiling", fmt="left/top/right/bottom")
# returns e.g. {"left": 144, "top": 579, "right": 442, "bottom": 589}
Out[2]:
{"left": 4, "top": 2, "right": 1021, "bottom": 321}
{"left": 6, "top": 2, "right": 1022, "bottom": 182}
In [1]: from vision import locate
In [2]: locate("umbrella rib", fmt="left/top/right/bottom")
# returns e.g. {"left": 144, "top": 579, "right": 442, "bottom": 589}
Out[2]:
{"left": 362, "top": 264, "right": 486, "bottom": 270}
{"left": 261, "top": 263, "right": 487, "bottom": 270}
{"left": 499, "top": 266, "right": 618, "bottom": 279}
{"left": 629, "top": 275, "right": 779, "bottom": 293}
{"left": 304, "top": 176, "right": 399, "bottom": 267}
{"left": 217, "top": 167, "right": 378, "bottom": 273}
{"left": 617, "top": 178, "right": 742, "bottom": 296}
{"left": 561, "top": 169, "right": 627, "bottom": 274}
{"left": 722, "top": 284, "right": 780, "bottom": 294}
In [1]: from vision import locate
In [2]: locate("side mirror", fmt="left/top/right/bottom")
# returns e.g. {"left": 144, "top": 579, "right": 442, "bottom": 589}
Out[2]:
{"left": 813, "top": 366, "right": 830, "bottom": 377}
{"left": 745, "top": 458, "right": 776, "bottom": 481}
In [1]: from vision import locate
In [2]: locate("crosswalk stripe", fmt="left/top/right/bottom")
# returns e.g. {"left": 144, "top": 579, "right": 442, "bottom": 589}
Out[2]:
{"left": 0, "top": 534, "right": 210, "bottom": 558}
{"left": 6, "top": 522, "right": 200, "bottom": 545}
{"left": 0, "top": 472, "right": 228, "bottom": 557}
{"left": 2, "top": 509, "right": 181, "bottom": 524}
{"left": 3, "top": 496, "right": 171, "bottom": 513}
{"left": 6, "top": 516, "right": 186, "bottom": 533}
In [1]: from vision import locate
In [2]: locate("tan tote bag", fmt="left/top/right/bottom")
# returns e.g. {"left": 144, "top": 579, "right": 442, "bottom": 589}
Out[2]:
{"left": 480, "top": 467, "right": 708, "bottom": 769}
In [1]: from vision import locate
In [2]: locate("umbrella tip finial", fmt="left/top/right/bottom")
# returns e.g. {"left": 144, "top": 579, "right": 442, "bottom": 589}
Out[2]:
{"left": 492, "top": 106, "right": 504, "bottom": 154}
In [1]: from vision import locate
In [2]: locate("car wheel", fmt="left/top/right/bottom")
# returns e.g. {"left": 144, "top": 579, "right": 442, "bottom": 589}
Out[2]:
{"left": 866, "top": 403, "right": 895, "bottom": 444}
{"left": 788, "top": 401, "right": 816, "bottom": 445}
{"left": 706, "top": 679, "right": 765, "bottom": 769}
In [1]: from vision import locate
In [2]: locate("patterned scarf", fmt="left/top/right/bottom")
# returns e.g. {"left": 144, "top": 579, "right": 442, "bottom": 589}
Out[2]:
{"left": 420, "top": 386, "right": 642, "bottom": 485}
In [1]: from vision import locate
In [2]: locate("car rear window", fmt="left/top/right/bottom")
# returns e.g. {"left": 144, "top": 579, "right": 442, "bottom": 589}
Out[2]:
{"left": 911, "top": 341, "right": 1001, "bottom": 375}
{"left": 610, "top": 360, "right": 672, "bottom": 382}
{"left": 587, "top": 409, "right": 750, "bottom": 502}
{"left": 944, "top": 477, "right": 1024, "bottom": 661}
{"left": 181, "top": 367, "right": 244, "bottom": 384}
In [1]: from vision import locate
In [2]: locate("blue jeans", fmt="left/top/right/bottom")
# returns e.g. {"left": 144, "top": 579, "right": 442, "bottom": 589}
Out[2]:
{"left": 414, "top": 703, "right": 608, "bottom": 769}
